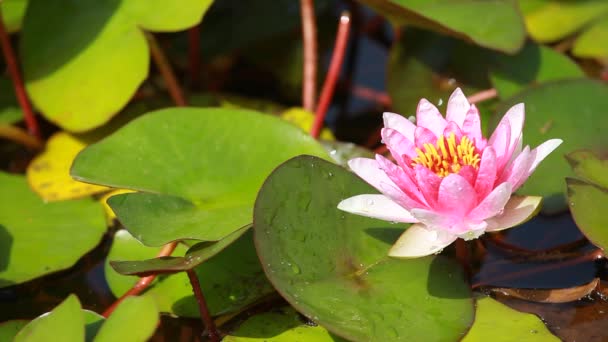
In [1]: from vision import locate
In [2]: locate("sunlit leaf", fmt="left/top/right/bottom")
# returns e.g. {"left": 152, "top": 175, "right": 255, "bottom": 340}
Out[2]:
{"left": 462, "top": 296, "right": 559, "bottom": 341}
{"left": 254, "top": 155, "right": 473, "bottom": 341}
{"left": 572, "top": 18, "right": 608, "bottom": 58}
{"left": 0, "top": 0, "right": 27, "bottom": 33}
{"left": 14, "top": 295, "right": 84, "bottom": 342}
{"left": 0, "top": 320, "right": 28, "bottom": 341}
{"left": 0, "top": 172, "right": 106, "bottom": 288}
{"left": 281, "top": 108, "right": 334, "bottom": 140}
{"left": 93, "top": 296, "right": 158, "bottom": 342}
{"left": 72, "top": 108, "right": 329, "bottom": 246}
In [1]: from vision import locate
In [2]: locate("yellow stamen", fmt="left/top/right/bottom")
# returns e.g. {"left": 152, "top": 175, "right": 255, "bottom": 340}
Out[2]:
{"left": 412, "top": 133, "right": 480, "bottom": 177}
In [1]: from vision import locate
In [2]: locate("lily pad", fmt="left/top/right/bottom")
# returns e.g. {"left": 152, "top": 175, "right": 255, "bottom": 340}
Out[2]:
{"left": 0, "top": 0, "right": 27, "bottom": 33}
{"left": 14, "top": 295, "right": 84, "bottom": 342}
{"left": 493, "top": 79, "right": 608, "bottom": 213}
{"left": 0, "top": 172, "right": 106, "bottom": 288}
{"left": 0, "top": 320, "right": 28, "bottom": 341}
{"left": 356, "top": 0, "right": 525, "bottom": 52}
{"left": 71, "top": 108, "right": 329, "bottom": 246}
{"left": 106, "top": 229, "right": 274, "bottom": 317}
{"left": 567, "top": 151, "right": 608, "bottom": 251}
{"left": 20, "top": 0, "right": 213, "bottom": 131}
{"left": 572, "top": 18, "right": 608, "bottom": 58}
{"left": 93, "top": 296, "right": 158, "bottom": 342}
{"left": 462, "top": 297, "right": 558, "bottom": 341}
{"left": 490, "top": 41, "right": 584, "bottom": 99}
{"left": 254, "top": 155, "right": 473, "bottom": 341}
{"left": 223, "top": 307, "right": 346, "bottom": 342}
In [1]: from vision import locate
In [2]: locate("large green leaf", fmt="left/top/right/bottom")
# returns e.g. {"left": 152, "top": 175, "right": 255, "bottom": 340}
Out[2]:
{"left": 490, "top": 41, "right": 584, "bottom": 99}
{"left": 223, "top": 307, "right": 346, "bottom": 342}
{"left": 0, "top": 0, "right": 27, "bottom": 32}
{"left": 493, "top": 79, "right": 608, "bottom": 213}
{"left": 254, "top": 156, "right": 473, "bottom": 341}
{"left": 106, "top": 229, "right": 274, "bottom": 317}
{"left": 0, "top": 320, "right": 28, "bottom": 341}
{"left": 572, "top": 17, "right": 608, "bottom": 58}
{"left": 93, "top": 296, "right": 158, "bottom": 342}
{"left": 356, "top": 0, "right": 525, "bottom": 52}
{"left": 462, "top": 297, "right": 558, "bottom": 341}
{"left": 14, "top": 295, "right": 84, "bottom": 342}
{"left": 567, "top": 151, "right": 608, "bottom": 251}
{"left": 20, "top": 0, "right": 213, "bottom": 132}
{"left": 72, "top": 108, "right": 329, "bottom": 246}
{"left": 0, "top": 172, "right": 106, "bottom": 288}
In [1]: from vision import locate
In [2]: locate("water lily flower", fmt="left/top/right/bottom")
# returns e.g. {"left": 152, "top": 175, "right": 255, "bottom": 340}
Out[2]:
{"left": 337, "top": 88, "right": 562, "bottom": 258}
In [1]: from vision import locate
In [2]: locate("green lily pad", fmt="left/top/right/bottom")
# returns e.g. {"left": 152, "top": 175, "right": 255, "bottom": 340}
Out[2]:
{"left": 223, "top": 307, "right": 346, "bottom": 342}
{"left": 566, "top": 151, "right": 608, "bottom": 251}
{"left": 110, "top": 226, "right": 249, "bottom": 276}
{"left": 93, "top": 296, "right": 158, "bottom": 342}
{"left": 490, "top": 41, "right": 584, "bottom": 99}
{"left": 462, "top": 297, "right": 558, "bottom": 341}
{"left": 20, "top": 0, "right": 212, "bottom": 132}
{"left": 357, "top": 0, "right": 525, "bottom": 52}
{"left": 254, "top": 156, "right": 473, "bottom": 341}
{"left": 0, "top": 172, "right": 106, "bottom": 288}
{"left": 0, "top": 320, "right": 28, "bottom": 341}
{"left": 72, "top": 108, "right": 329, "bottom": 246}
{"left": 0, "top": 0, "right": 27, "bottom": 33}
{"left": 14, "top": 295, "right": 84, "bottom": 342}
{"left": 572, "top": 17, "right": 608, "bottom": 58}
{"left": 321, "top": 141, "right": 374, "bottom": 167}
{"left": 493, "top": 79, "right": 608, "bottom": 213}
{"left": 106, "top": 229, "right": 274, "bottom": 317}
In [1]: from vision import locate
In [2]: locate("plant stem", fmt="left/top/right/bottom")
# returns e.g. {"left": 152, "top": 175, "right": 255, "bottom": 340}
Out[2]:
{"left": 0, "top": 125, "right": 43, "bottom": 150}
{"left": 467, "top": 88, "right": 497, "bottom": 104}
{"left": 300, "top": 0, "right": 317, "bottom": 112}
{"left": 146, "top": 33, "right": 187, "bottom": 106}
{"left": 0, "top": 9, "right": 41, "bottom": 140}
{"left": 102, "top": 241, "right": 178, "bottom": 317}
{"left": 310, "top": 12, "right": 351, "bottom": 139}
{"left": 188, "top": 25, "right": 201, "bottom": 89}
{"left": 187, "top": 270, "right": 220, "bottom": 342}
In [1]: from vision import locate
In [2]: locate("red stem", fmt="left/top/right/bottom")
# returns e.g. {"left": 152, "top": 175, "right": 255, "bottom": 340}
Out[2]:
{"left": 102, "top": 242, "right": 178, "bottom": 317}
{"left": 146, "top": 33, "right": 187, "bottom": 106}
{"left": 352, "top": 84, "right": 391, "bottom": 107}
{"left": 300, "top": 0, "right": 317, "bottom": 112}
{"left": 467, "top": 88, "right": 497, "bottom": 104}
{"left": 0, "top": 9, "right": 41, "bottom": 140}
{"left": 310, "top": 12, "right": 351, "bottom": 139}
{"left": 188, "top": 25, "right": 201, "bottom": 89}
{"left": 187, "top": 270, "right": 220, "bottom": 342}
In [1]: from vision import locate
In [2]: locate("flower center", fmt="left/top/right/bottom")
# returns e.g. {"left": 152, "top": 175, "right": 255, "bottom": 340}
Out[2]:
{"left": 411, "top": 133, "right": 481, "bottom": 177}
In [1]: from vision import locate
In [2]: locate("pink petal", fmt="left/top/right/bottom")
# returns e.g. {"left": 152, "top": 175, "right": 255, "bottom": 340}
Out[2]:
{"left": 348, "top": 158, "right": 422, "bottom": 209}
{"left": 474, "top": 147, "right": 497, "bottom": 199}
{"left": 458, "top": 165, "right": 477, "bottom": 187}
{"left": 389, "top": 223, "right": 457, "bottom": 258}
{"left": 498, "top": 103, "right": 525, "bottom": 156}
{"left": 411, "top": 208, "right": 482, "bottom": 235}
{"left": 437, "top": 174, "right": 477, "bottom": 216}
{"left": 462, "top": 104, "right": 483, "bottom": 146}
{"left": 383, "top": 112, "right": 415, "bottom": 141}
{"left": 442, "top": 121, "right": 464, "bottom": 141}
{"left": 507, "top": 139, "right": 562, "bottom": 192}
{"left": 381, "top": 128, "right": 417, "bottom": 167}
{"left": 414, "top": 165, "right": 441, "bottom": 207}
{"left": 337, "top": 194, "right": 419, "bottom": 223}
{"left": 488, "top": 119, "right": 512, "bottom": 172}
{"left": 416, "top": 99, "right": 446, "bottom": 137}
{"left": 414, "top": 126, "right": 437, "bottom": 148}
{"left": 376, "top": 155, "right": 428, "bottom": 206}
{"left": 497, "top": 146, "right": 533, "bottom": 191}
{"left": 468, "top": 182, "right": 512, "bottom": 222}
{"left": 446, "top": 88, "right": 470, "bottom": 128}
{"left": 486, "top": 195, "right": 542, "bottom": 231}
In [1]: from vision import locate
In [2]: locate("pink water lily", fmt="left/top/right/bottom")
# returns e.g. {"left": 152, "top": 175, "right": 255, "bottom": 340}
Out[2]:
{"left": 337, "top": 88, "right": 562, "bottom": 258}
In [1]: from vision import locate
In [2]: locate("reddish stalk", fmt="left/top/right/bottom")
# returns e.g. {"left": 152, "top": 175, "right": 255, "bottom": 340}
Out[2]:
{"left": 0, "top": 10, "right": 41, "bottom": 140}
{"left": 0, "top": 125, "right": 43, "bottom": 150}
{"left": 467, "top": 88, "right": 497, "bottom": 104}
{"left": 300, "top": 0, "right": 317, "bottom": 112}
{"left": 102, "top": 241, "right": 178, "bottom": 317}
{"left": 472, "top": 249, "right": 604, "bottom": 289}
{"left": 146, "top": 33, "right": 187, "bottom": 106}
{"left": 188, "top": 25, "right": 201, "bottom": 89}
{"left": 187, "top": 270, "right": 220, "bottom": 342}
{"left": 352, "top": 85, "right": 391, "bottom": 107}
{"left": 310, "top": 12, "right": 351, "bottom": 139}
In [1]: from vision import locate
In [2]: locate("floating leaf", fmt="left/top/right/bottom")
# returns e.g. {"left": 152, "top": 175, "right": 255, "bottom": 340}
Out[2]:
{"left": 0, "top": 320, "right": 28, "bottom": 341}
{"left": 357, "top": 0, "right": 525, "bottom": 52}
{"left": 93, "top": 296, "right": 158, "bottom": 342}
{"left": 14, "top": 295, "right": 84, "bottom": 342}
{"left": 567, "top": 151, "right": 608, "bottom": 250}
{"left": 254, "top": 156, "right": 473, "bottom": 341}
{"left": 72, "top": 108, "right": 329, "bottom": 246}
{"left": 100, "top": 189, "right": 134, "bottom": 224}
{"left": 0, "top": 172, "right": 106, "bottom": 288}
{"left": 27, "top": 132, "right": 110, "bottom": 201}
{"left": 490, "top": 41, "right": 584, "bottom": 99}
{"left": 223, "top": 307, "right": 346, "bottom": 342}
{"left": 491, "top": 278, "right": 599, "bottom": 303}
{"left": 20, "top": 0, "right": 213, "bottom": 131}
{"left": 0, "top": 0, "right": 27, "bottom": 33}
{"left": 493, "top": 79, "right": 608, "bottom": 213}
{"left": 572, "top": 18, "right": 608, "bottom": 58}
{"left": 462, "top": 296, "right": 559, "bottom": 341}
